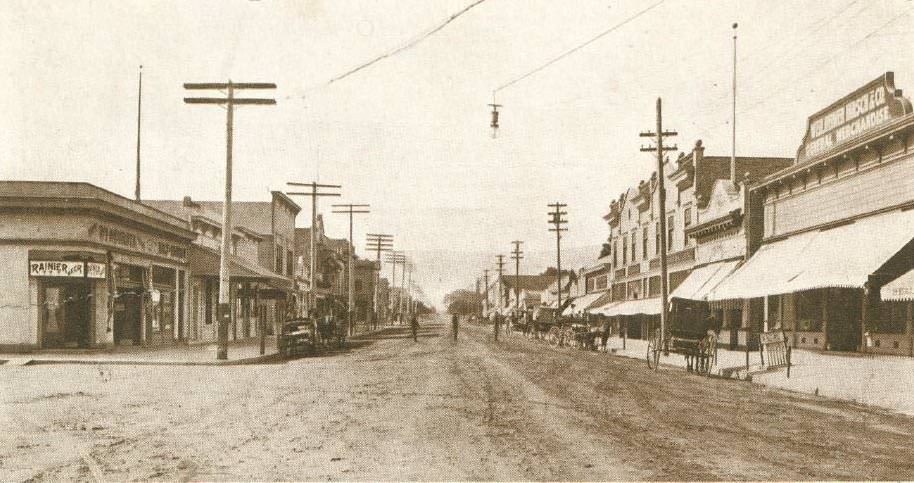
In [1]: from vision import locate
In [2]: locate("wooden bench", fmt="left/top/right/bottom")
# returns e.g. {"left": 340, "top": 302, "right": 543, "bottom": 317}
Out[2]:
{"left": 753, "top": 329, "right": 792, "bottom": 378}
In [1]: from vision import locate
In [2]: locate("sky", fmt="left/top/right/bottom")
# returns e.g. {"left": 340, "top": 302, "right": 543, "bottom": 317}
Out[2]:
{"left": 2, "top": 0, "right": 914, "bottom": 305}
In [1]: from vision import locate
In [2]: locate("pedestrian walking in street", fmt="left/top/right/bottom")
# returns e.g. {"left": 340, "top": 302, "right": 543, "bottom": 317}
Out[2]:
{"left": 493, "top": 313, "right": 501, "bottom": 342}
{"left": 410, "top": 314, "right": 419, "bottom": 342}
{"left": 451, "top": 313, "right": 459, "bottom": 341}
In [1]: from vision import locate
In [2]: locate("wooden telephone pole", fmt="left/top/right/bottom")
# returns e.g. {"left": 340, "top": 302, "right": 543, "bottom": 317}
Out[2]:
{"left": 548, "top": 203, "right": 568, "bottom": 320}
{"left": 184, "top": 80, "right": 275, "bottom": 360}
{"left": 385, "top": 251, "right": 406, "bottom": 323}
{"left": 483, "top": 269, "right": 490, "bottom": 315}
{"left": 287, "top": 182, "right": 341, "bottom": 316}
{"left": 510, "top": 241, "right": 524, "bottom": 315}
{"left": 495, "top": 254, "right": 506, "bottom": 313}
{"left": 366, "top": 233, "right": 393, "bottom": 328}
{"left": 640, "top": 98, "right": 677, "bottom": 357}
{"left": 332, "top": 203, "right": 370, "bottom": 336}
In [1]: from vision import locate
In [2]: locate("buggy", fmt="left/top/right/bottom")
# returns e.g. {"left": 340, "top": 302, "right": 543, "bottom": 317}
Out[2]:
{"left": 646, "top": 297, "right": 718, "bottom": 375}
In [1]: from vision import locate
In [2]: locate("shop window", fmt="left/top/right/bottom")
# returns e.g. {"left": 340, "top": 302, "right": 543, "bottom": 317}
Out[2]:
{"left": 795, "top": 291, "right": 823, "bottom": 331}
{"left": 872, "top": 301, "right": 907, "bottom": 333}
{"left": 596, "top": 275, "right": 608, "bottom": 290}
{"left": 152, "top": 265, "right": 175, "bottom": 286}
{"left": 154, "top": 290, "right": 174, "bottom": 332}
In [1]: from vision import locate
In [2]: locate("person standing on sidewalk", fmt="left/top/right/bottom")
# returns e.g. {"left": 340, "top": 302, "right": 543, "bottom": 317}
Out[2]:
{"left": 410, "top": 314, "right": 419, "bottom": 342}
{"left": 451, "top": 313, "right": 459, "bottom": 341}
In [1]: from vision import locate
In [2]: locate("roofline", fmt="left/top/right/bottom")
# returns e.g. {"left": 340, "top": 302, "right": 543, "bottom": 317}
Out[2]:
{"left": 272, "top": 191, "right": 302, "bottom": 213}
{"left": 0, "top": 181, "right": 196, "bottom": 240}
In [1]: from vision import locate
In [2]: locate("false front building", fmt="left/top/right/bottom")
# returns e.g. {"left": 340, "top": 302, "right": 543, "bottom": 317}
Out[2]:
{"left": 0, "top": 182, "right": 196, "bottom": 351}
{"left": 710, "top": 72, "right": 914, "bottom": 355}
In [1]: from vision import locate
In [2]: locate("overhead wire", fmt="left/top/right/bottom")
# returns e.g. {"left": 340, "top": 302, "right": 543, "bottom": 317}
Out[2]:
{"left": 493, "top": 0, "right": 665, "bottom": 95}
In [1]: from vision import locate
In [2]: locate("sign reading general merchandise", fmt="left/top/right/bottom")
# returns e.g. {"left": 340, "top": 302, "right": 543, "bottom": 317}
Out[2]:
{"left": 797, "top": 72, "right": 913, "bottom": 163}
{"left": 29, "top": 261, "right": 85, "bottom": 278}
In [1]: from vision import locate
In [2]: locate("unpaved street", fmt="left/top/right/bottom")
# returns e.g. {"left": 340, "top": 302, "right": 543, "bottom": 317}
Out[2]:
{"left": 3, "top": 315, "right": 914, "bottom": 481}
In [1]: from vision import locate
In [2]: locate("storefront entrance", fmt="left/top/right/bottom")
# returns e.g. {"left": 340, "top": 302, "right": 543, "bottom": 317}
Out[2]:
{"left": 114, "top": 264, "right": 145, "bottom": 346}
{"left": 827, "top": 288, "right": 862, "bottom": 352}
{"left": 41, "top": 281, "right": 91, "bottom": 349}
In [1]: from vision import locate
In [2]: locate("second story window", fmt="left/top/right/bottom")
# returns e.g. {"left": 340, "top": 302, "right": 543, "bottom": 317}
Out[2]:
{"left": 642, "top": 226, "right": 648, "bottom": 260}
{"left": 623, "top": 237, "right": 628, "bottom": 265}
{"left": 631, "top": 231, "right": 637, "bottom": 262}
{"left": 667, "top": 215, "right": 675, "bottom": 251}
{"left": 683, "top": 206, "right": 692, "bottom": 228}
{"left": 655, "top": 222, "right": 660, "bottom": 255}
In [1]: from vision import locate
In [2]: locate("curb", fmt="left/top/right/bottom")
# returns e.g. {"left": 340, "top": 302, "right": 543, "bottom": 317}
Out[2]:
{"left": 8, "top": 352, "right": 285, "bottom": 367}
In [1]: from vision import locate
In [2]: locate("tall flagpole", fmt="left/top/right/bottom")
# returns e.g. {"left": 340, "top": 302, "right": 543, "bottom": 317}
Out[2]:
{"left": 731, "top": 22, "right": 738, "bottom": 183}
{"left": 135, "top": 65, "right": 142, "bottom": 201}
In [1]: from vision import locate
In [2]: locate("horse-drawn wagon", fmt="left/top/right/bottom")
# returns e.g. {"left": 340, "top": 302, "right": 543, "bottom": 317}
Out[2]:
{"left": 646, "top": 297, "right": 718, "bottom": 375}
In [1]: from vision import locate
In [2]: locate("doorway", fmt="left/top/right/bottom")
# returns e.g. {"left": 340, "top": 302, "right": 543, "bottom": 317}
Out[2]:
{"left": 827, "top": 288, "right": 862, "bottom": 352}
{"left": 41, "top": 281, "right": 92, "bottom": 349}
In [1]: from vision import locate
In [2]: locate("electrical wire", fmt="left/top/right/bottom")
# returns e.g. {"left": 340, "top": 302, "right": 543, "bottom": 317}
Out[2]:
{"left": 493, "top": 0, "right": 665, "bottom": 95}
{"left": 326, "top": 0, "right": 488, "bottom": 85}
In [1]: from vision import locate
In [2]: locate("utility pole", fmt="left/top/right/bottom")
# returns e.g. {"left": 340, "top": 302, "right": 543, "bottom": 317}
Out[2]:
{"left": 406, "top": 262, "right": 413, "bottom": 317}
{"left": 287, "top": 182, "right": 341, "bottom": 316}
{"left": 385, "top": 251, "right": 406, "bottom": 323}
{"left": 366, "top": 233, "right": 393, "bottom": 329}
{"left": 332, "top": 203, "right": 370, "bottom": 336}
{"left": 184, "top": 80, "right": 276, "bottom": 360}
{"left": 510, "top": 241, "right": 524, "bottom": 316}
{"left": 483, "top": 269, "right": 490, "bottom": 315}
{"left": 548, "top": 202, "right": 568, "bottom": 320}
{"left": 135, "top": 65, "right": 143, "bottom": 202}
{"left": 640, "top": 98, "right": 677, "bottom": 356}
{"left": 400, "top": 258, "right": 409, "bottom": 321}
{"left": 495, "top": 255, "right": 506, "bottom": 313}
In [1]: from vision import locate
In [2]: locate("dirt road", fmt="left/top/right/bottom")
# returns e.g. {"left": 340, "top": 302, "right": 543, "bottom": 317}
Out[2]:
{"left": 3, "top": 315, "right": 914, "bottom": 481}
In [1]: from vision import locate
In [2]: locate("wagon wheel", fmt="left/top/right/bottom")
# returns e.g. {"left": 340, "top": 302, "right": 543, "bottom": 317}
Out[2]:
{"left": 646, "top": 329, "right": 661, "bottom": 371}
{"left": 548, "top": 327, "right": 561, "bottom": 348}
{"left": 696, "top": 333, "right": 717, "bottom": 376}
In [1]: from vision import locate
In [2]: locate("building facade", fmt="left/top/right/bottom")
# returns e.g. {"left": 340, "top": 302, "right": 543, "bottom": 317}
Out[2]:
{"left": 0, "top": 182, "right": 196, "bottom": 351}
{"left": 710, "top": 72, "right": 914, "bottom": 356}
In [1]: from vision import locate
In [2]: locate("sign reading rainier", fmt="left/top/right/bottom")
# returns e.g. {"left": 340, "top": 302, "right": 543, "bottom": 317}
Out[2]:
{"left": 30, "top": 260, "right": 85, "bottom": 278}
{"left": 797, "top": 72, "right": 913, "bottom": 163}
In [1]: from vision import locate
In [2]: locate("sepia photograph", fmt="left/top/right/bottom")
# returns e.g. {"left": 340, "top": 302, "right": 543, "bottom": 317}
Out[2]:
{"left": 3, "top": 0, "right": 914, "bottom": 481}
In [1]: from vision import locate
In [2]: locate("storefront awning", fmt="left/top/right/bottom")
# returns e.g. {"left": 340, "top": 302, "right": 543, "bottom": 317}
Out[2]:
{"left": 709, "top": 208, "right": 914, "bottom": 301}
{"left": 189, "top": 245, "right": 286, "bottom": 282}
{"left": 671, "top": 260, "right": 741, "bottom": 301}
{"left": 883, "top": 269, "right": 914, "bottom": 301}
{"left": 597, "top": 297, "right": 661, "bottom": 317}
{"left": 562, "top": 291, "right": 606, "bottom": 316}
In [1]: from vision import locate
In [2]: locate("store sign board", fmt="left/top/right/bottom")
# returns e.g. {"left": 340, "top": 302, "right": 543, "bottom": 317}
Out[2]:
{"left": 88, "top": 223, "right": 188, "bottom": 261}
{"left": 29, "top": 261, "right": 85, "bottom": 278}
{"left": 86, "top": 262, "right": 107, "bottom": 279}
{"left": 797, "top": 72, "right": 913, "bottom": 163}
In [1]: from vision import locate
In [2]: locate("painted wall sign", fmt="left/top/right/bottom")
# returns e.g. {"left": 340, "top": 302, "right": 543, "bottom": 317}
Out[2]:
{"left": 86, "top": 262, "right": 107, "bottom": 279}
{"left": 29, "top": 261, "right": 85, "bottom": 277}
{"left": 89, "top": 223, "right": 187, "bottom": 261}
{"left": 796, "top": 72, "right": 913, "bottom": 163}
